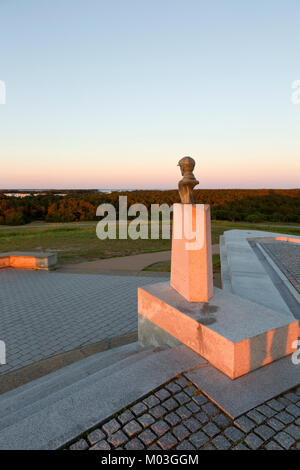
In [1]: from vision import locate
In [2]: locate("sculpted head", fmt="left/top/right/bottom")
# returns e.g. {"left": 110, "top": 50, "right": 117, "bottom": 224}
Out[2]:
{"left": 178, "top": 156, "right": 196, "bottom": 176}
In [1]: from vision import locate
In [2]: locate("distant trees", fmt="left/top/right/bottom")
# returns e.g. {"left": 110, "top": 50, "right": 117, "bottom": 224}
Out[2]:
{"left": 46, "top": 199, "right": 95, "bottom": 222}
{"left": 209, "top": 191, "right": 300, "bottom": 223}
{"left": 0, "top": 189, "right": 299, "bottom": 225}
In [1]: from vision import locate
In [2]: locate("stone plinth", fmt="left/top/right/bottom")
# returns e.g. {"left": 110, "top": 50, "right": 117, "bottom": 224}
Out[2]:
{"left": 138, "top": 282, "right": 299, "bottom": 379}
{"left": 0, "top": 252, "right": 57, "bottom": 271}
{"left": 170, "top": 203, "right": 213, "bottom": 302}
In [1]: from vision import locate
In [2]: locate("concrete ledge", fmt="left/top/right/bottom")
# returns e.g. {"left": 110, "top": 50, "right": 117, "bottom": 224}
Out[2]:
{"left": 0, "top": 252, "right": 57, "bottom": 271}
{"left": 138, "top": 282, "right": 299, "bottom": 379}
{"left": 221, "top": 230, "right": 296, "bottom": 318}
{"left": 257, "top": 243, "right": 300, "bottom": 311}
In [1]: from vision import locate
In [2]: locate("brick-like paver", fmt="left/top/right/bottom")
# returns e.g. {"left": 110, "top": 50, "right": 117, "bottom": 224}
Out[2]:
{"left": 107, "top": 430, "right": 128, "bottom": 447}
{"left": 254, "top": 424, "right": 275, "bottom": 441}
{"left": 203, "top": 422, "right": 220, "bottom": 438}
{"left": 211, "top": 435, "right": 231, "bottom": 450}
{"left": 90, "top": 440, "right": 111, "bottom": 450}
{"left": 123, "top": 420, "right": 142, "bottom": 438}
{"left": 172, "top": 424, "right": 190, "bottom": 441}
{"left": 151, "top": 420, "right": 169, "bottom": 437}
{"left": 157, "top": 433, "right": 177, "bottom": 450}
{"left": 87, "top": 429, "right": 105, "bottom": 445}
{"left": 102, "top": 418, "right": 120, "bottom": 435}
{"left": 66, "top": 375, "right": 300, "bottom": 451}
{"left": 224, "top": 426, "right": 245, "bottom": 443}
{"left": 138, "top": 413, "right": 155, "bottom": 428}
{"left": 244, "top": 433, "right": 263, "bottom": 450}
{"left": 138, "top": 429, "right": 156, "bottom": 446}
{"left": 131, "top": 402, "right": 147, "bottom": 417}
{"left": 118, "top": 410, "right": 134, "bottom": 425}
{"left": 124, "top": 438, "right": 144, "bottom": 450}
{"left": 0, "top": 269, "right": 157, "bottom": 375}
{"left": 149, "top": 405, "right": 167, "bottom": 419}
{"left": 273, "top": 431, "right": 295, "bottom": 450}
{"left": 69, "top": 438, "right": 89, "bottom": 450}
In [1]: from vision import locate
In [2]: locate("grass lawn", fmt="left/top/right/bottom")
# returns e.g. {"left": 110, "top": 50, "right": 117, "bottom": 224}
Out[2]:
{"left": 0, "top": 225, "right": 171, "bottom": 265}
{"left": 0, "top": 221, "right": 299, "bottom": 265}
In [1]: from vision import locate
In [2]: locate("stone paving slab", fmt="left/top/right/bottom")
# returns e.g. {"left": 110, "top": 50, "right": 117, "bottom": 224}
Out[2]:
{"left": 65, "top": 374, "right": 300, "bottom": 451}
{"left": 0, "top": 269, "right": 157, "bottom": 376}
{"left": 186, "top": 355, "right": 300, "bottom": 419}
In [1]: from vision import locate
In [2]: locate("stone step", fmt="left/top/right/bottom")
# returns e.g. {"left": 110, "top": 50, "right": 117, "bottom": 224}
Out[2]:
{"left": 0, "top": 347, "right": 157, "bottom": 431}
{"left": 0, "top": 342, "right": 144, "bottom": 403}
{"left": 0, "top": 344, "right": 202, "bottom": 450}
{"left": 0, "top": 343, "right": 155, "bottom": 427}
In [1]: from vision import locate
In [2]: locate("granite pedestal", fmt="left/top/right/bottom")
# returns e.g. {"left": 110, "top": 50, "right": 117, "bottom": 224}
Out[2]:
{"left": 171, "top": 203, "right": 213, "bottom": 302}
{"left": 138, "top": 210, "right": 299, "bottom": 379}
{"left": 138, "top": 282, "right": 298, "bottom": 379}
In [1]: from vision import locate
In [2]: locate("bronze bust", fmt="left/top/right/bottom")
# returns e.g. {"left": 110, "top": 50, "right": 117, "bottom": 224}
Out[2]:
{"left": 177, "top": 156, "right": 199, "bottom": 204}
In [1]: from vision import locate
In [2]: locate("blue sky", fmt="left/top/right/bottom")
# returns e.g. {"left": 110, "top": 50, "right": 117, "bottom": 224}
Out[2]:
{"left": 0, "top": 0, "right": 299, "bottom": 188}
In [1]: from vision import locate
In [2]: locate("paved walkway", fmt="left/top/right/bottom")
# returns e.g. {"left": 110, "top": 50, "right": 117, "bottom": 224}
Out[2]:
{"left": 58, "top": 251, "right": 172, "bottom": 275}
{"left": 57, "top": 245, "right": 220, "bottom": 275}
{"left": 66, "top": 374, "right": 300, "bottom": 451}
{"left": 0, "top": 269, "right": 157, "bottom": 376}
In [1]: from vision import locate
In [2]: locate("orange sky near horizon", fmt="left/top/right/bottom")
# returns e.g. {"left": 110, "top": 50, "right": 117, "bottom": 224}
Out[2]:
{"left": 2, "top": 145, "right": 300, "bottom": 189}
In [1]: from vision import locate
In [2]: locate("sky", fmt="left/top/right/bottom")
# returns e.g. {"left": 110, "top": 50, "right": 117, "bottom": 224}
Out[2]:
{"left": 0, "top": 0, "right": 300, "bottom": 189}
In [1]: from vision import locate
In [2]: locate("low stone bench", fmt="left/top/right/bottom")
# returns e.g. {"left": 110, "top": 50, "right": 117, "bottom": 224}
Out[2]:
{"left": 0, "top": 252, "right": 57, "bottom": 271}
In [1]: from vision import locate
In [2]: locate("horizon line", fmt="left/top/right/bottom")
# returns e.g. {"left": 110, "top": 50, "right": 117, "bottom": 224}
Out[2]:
{"left": 1, "top": 187, "right": 300, "bottom": 192}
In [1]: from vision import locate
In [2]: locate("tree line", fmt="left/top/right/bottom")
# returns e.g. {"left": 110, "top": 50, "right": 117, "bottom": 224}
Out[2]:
{"left": 0, "top": 189, "right": 299, "bottom": 225}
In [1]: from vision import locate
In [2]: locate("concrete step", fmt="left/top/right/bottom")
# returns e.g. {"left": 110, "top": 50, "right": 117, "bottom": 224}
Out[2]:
{"left": 0, "top": 344, "right": 203, "bottom": 450}
{"left": 0, "top": 342, "right": 145, "bottom": 402}
{"left": 0, "top": 342, "right": 146, "bottom": 402}
{"left": 0, "top": 343, "right": 155, "bottom": 428}
{"left": 0, "top": 346, "right": 157, "bottom": 431}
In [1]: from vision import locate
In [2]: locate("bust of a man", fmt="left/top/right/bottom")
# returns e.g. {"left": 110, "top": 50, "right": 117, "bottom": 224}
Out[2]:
{"left": 177, "top": 156, "right": 199, "bottom": 204}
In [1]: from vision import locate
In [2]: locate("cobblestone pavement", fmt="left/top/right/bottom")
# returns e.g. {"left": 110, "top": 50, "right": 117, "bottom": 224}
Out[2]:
{"left": 0, "top": 269, "right": 157, "bottom": 376}
{"left": 262, "top": 241, "right": 300, "bottom": 294}
{"left": 66, "top": 374, "right": 300, "bottom": 451}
